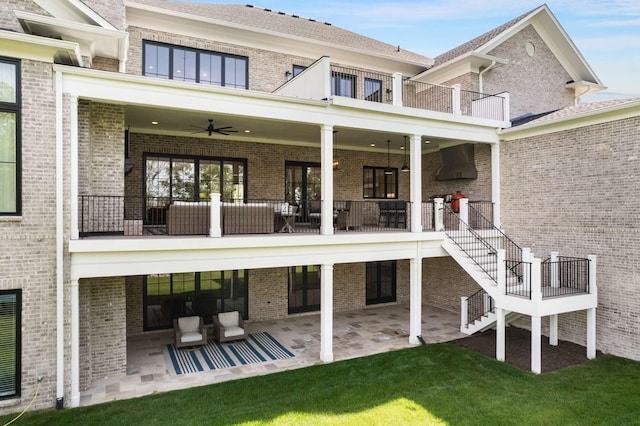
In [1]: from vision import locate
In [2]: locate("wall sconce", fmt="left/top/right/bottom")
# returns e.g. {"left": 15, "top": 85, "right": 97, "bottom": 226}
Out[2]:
{"left": 285, "top": 70, "right": 292, "bottom": 80}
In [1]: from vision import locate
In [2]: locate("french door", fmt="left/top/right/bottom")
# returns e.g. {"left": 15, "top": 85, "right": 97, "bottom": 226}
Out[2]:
{"left": 366, "top": 261, "right": 397, "bottom": 305}
{"left": 285, "top": 161, "right": 321, "bottom": 220}
{"left": 288, "top": 265, "right": 321, "bottom": 314}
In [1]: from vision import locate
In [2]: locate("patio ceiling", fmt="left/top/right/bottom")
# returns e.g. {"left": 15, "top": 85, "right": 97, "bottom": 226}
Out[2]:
{"left": 125, "top": 105, "right": 450, "bottom": 153}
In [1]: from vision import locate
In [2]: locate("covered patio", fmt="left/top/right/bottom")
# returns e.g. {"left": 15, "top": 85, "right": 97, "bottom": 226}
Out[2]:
{"left": 80, "top": 304, "right": 465, "bottom": 406}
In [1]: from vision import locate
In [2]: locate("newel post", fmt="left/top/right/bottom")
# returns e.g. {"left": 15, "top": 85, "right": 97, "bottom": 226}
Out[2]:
{"left": 209, "top": 193, "right": 222, "bottom": 238}
{"left": 460, "top": 296, "right": 468, "bottom": 332}
{"left": 392, "top": 72, "right": 403, "bottom": 106}
{"left": 433, "top": 198, "right": 444, "bottom": 231}
{"left": 459, "top": 198, "right": 469, "bottom": 225}
{"left": 452, "top": 84, "right": 461, "bottom": 116}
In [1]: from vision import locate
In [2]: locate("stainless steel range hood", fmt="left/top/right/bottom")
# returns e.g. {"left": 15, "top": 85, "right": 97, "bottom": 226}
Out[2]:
{"left": 435, "top": 143, "right": 478, "bottom": 181}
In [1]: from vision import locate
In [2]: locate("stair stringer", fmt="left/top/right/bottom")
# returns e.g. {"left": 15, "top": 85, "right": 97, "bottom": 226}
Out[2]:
{"left": 461, "top": 310, "right": 521, "bottom": 335}
{"left": 442, "top": 239, "right": 501, "bottom": 300}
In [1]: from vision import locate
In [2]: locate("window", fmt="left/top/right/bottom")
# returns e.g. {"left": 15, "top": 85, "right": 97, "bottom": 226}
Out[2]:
{"left": 331, "top": 71, "right": 356, "bottom": 97}
{"left": 144, "top": 270, "right": 247, "bottom": 330}
{"left": 0, "top": 58, "right": 20, "bottom": 215}
{"left": 366, "top": 261, "right": 396, "bottom": 305}
{"left": 363, "top": 166, "right": 397, "bottom": 199}
{"left": 0, "top": 290, "right": 21, "bottom": 399}
{"left": 144, "top": 154, "right": 246, "bottom": 224}
{"left": 288, "top": 265, "right": 320, "bottom": 314}
{"left": 143, "top": 41, "right": 248, "bottom": 89}
{"left": 365, "top": 78, "right": 382, "bottom": 102}
{"left": 292, "top": 65, "right": 307, "bottom": 77}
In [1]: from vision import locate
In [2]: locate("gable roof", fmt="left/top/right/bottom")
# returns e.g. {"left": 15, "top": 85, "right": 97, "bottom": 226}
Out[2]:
{"left": 512, "top": 98, "right": 640, "bottom": 127}
{"left": 422, "top": 4, "right": 603, "bottom": 89}
{"left": 126, "top": 0, "right": 433, "bottom": 67}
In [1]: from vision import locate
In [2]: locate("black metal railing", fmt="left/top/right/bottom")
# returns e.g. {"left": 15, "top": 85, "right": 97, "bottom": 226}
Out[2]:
{"left": 330, "top": 65, "right": 394, "bottom": 104}
{"left": 459, "top": 89, "right": 505, "bottom": 121}
{"left": 333, "top": 200, "right": 412, "bottom": 233}
{"left": 505, "top": 260, "right": 531, "bottom": 298}
{"left": 468, "top": 201, "right": 494, "bottom": 230}
{"left": 402, "top": 80, "right": 453, "bottom": 113}
{"left": 421, "top": 200, "right": 435, "bottom": 231}
{"left": 466, "top": 288, "right": 494, "bottom": 327}
{"left": 541, "top": 256, "right": 590, "bottom": 298}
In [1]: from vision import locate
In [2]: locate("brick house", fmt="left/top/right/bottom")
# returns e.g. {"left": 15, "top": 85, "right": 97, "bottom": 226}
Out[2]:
{"left": 0, "top": 0, "right": 638, "bottom": 414}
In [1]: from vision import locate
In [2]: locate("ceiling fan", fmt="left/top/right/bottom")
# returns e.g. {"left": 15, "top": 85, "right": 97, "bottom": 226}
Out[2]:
{"left": 191, "top": 119, "right": 238, "bottom": 136}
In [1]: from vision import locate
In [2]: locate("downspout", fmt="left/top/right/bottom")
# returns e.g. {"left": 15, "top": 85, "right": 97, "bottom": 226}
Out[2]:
{"left": 478, "top": 60, "right": 497, "bottom": 93}
{"left": 55, "top": 70, "right": 64, "bottom": 408}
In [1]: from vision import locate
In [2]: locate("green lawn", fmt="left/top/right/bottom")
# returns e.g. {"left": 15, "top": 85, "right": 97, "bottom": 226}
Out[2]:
{"left": 3, "top": 343, "right": 640, "bottom": 425}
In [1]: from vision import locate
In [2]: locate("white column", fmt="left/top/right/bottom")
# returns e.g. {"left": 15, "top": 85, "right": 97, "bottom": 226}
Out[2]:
{"left": 209, "top": 193, "right": 222, "bottom": 237}
{"left": 452, "top": 84, "right": 461, "bottom": 116}
{"left": 588, "top": 255, "right": 598, "bottom": 295}
{"left": 522, "top": 248, "right": 531, "bottom": 296}
{"left": 410, "top": 134, "right": 422, "bottom": 233}
{"left": 409, "top": 254, "right": 422, "bottom": 344}
{"left": 392, "top": 73, "right": 403, "bottom": 106}
{"left": 320, "top": 125, "right": 334, "bottom": 236}
{"left": 587, "top": 308, "right": 597, "bottom": 359}
{"left": 497, "top": 249, "right": 506, "bottom": 294}
{"left": 320, "top": 264, "right": 334, "bottom": 362}
{"left": 500, "top": 92, "right": 511, "bottom": 122}
{"left": 531, "top": 315, "right": 542, "bottom": 374}
{"left": 496, "top": 307, "right": 505, "bottom": 362}
{"left": 490, "top": 142, "right": 501, "bottom": 228}
{"left": 433, "top": 198, "right": 444, "bottom": 231}
{"left": 549, "top": 314, "right": 558, "bottom": 346}
{"left": 55, "top": 71, "right": 65, "bottom": 405}
{"left": 70, "top": 278, "right": 80, "bottom": 407}
{"left": 70, "top": 96, "right": 79, "bottom": 240}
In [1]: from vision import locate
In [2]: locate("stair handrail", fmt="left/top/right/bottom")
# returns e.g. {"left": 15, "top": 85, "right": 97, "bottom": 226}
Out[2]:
{"left": 465, "top": 288, "right": 495, "bottom": 327}
{"left": 444, "top": 203, "right": 523, "bottom": 282}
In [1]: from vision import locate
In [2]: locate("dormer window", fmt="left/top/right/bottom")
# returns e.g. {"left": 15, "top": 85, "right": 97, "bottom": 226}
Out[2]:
{"left": 143, "top": 41, "right": 248, "bottom": 89}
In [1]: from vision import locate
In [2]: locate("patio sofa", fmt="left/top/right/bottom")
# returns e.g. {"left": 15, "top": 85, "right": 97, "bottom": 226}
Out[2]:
{"left": 165, "top": 201, "right": 279, "bottom": 235}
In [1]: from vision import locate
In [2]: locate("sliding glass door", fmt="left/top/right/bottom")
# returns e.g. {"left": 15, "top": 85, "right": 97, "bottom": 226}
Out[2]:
{"left": 288, "top": 265, "right": 321, "bottom": 314}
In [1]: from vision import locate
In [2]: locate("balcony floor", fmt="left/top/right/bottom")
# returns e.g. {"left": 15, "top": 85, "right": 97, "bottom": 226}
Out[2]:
{"left": 80, "top": 304, "right": 465, "bottom": 407}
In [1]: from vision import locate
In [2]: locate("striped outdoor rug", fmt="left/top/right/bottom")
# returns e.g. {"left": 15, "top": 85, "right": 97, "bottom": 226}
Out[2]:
{"left": 167, "top": 332, "right": 295, "bottom": 375}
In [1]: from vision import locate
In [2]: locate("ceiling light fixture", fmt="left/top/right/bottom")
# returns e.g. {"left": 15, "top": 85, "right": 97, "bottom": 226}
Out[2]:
{"left": 401, "top": 135, "right": 410, "bottom": 172}
{"left": 384, "top": 140, "right": 393, "bottom": 175}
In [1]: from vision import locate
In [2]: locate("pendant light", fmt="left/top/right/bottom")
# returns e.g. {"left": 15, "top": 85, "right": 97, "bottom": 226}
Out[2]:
{"left": 401, "top": 135, "right": 410, "bottom": 172}
{"left": 384, "top": 140, "right": 393, "bottom": 175}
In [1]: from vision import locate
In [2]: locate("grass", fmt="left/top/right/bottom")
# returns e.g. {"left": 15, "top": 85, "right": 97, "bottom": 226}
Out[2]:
{"left": 3, "top": 343, "right": 640, "bottom": 425}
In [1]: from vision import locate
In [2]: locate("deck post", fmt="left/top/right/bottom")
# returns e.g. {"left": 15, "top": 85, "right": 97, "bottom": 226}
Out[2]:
{"left": 320, "top": 263, "right": 334, "bottom": 362}
{"left": 531, "top": 315, "right": 542, "bottom": 374}
{"left": 460, "top": 296, "right": 468, "bottom": 333}
{"left": 587, "top": 308, "right": 597, "bottom": 359}
{"left": 496, "top": 307, "right": 505, "bottom": 362}
{"left": 392, "top": 72, "right": 403, "bottom": 106}
{"left": 497, "top": 249, "right": 506, "bottom": 294}
{"left": 549, "top": 314, "right": 558, "bottom": 346}
{"left": 532, "top": 257, "right": 542, "bottom": 302}
{"left": 550, "top": 251, "right": 559, "bottom": 288}
{"left": 452, "top": 84, "right": 461, "bottom": 116}
{"left": 209, "top": 193, "right": 222, "bottom": 237}
{"left": 459, "top": 198, "right": 469, "bottom": 225}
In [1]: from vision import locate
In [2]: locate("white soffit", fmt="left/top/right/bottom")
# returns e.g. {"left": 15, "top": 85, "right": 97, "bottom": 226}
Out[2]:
{"left": 125, "top": 2, "right": 429, "bottom": 76}
{"left": 16, "top": 10, "right": 128, "bottom": 61}
{"left": 414, "top": 52, "right": 508, "bottom": 85}
{"left": 0, "top": 30, "right": 82, "bottom": 65}
{"left": 33, "top": 0, "right": 116, "bottom": 29}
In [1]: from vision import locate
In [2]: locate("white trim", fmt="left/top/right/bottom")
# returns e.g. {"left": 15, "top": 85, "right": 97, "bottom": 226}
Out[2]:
{"left": 409, "top": 254, "right": 422, "bottom": 344}
{"left": 320, "top": 264, "right": 334, "bottom": 362}
{"left": 34, "top": 0, "right": 117, "bottom": 29}
{"left": 0, "top": 31, "right": 82, "bottom": 65}
{"left": 499, "top": 100, "right": 640, "bottom": 140}
{"left": 70, "top": 96, "right": 79, "bottom": 240}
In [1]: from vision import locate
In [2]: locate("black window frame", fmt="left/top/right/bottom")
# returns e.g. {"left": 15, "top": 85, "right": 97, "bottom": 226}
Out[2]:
{"left": 0, "top": 289, "right": 21, "bottom": 400}
{"left": 366, "top": 261, "right": 397, "bottom": 305}
{"left": 364, "top": 77, "right": 383, "bottom": 102}
{"left": 142, "top": 41, "right": 249, "bottom": 89}
{"left": 363, "top": 166, "right": 398, "bottom": 199}
{"left": 331, "top": 71, "right": 356, "bottom": 98}
{"left": 288, "top": 265, "right": 321, "bottom": 314}
{"left": 292, "top": 65, "right": 307, "bottom": 77}
{"left": 0, "top": 57, "right": 21, "bottom": 216}
{"left": 143, "top": 270, "right": 248, "bottom": 331}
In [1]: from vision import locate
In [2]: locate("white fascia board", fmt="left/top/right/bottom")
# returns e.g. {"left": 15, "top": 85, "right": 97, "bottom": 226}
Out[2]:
{"left": 329, "top": 97, "right": 505, "bottom": 142}
{"left": 33, "top": 0, "right": 117, "bottom": 29}
{"left": 55, "top": 64, "right": 329, "bottom": 124}
{"left": 413, "top": 52, "right": 508, "bottom": 85}
{"left": 125, "top": 2, "right": 431, "bottom": 75}
{"left": 499, "top": 100, "right": 640, "bottom": 140}
{"left": 16, "top": 10, "right": 128, "bottom": 61}
{"left": 70, "top": 233, "right": 444, "bottom": 279}
{"left": 0, "top": 30, "right": 82, "bottom": 65}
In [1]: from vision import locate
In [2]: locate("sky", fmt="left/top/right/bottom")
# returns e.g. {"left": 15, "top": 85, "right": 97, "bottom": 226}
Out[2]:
{"left": 181, "top": 0, "right": 640, "bottom": 102}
